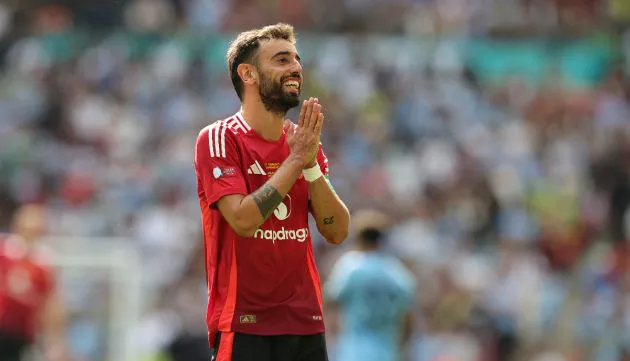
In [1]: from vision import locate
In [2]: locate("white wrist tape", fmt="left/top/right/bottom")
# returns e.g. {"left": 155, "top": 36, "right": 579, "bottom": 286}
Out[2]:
{"left": 303, "top": 163, "right": 323, "bottom": 182}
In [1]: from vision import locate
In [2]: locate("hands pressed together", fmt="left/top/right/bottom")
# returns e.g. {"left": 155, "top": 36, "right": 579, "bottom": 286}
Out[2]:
{"left": 285, "top": 97, "right": 324, "bottom": 168}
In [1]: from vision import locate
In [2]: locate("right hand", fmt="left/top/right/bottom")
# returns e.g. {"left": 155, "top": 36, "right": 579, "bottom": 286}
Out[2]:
{"left": 285, "top": 97, "right": 324, "bottom": 167}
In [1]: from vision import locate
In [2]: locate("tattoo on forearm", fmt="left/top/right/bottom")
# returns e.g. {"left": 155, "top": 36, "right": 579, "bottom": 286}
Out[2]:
{"left": 323, "top": 216, "right": 335, "bottom": 225}
{"left": 253, "top": 184, "right": 284, "bottom": 219}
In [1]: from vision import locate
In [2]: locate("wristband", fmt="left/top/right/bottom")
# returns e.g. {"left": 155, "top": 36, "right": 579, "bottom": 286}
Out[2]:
{"left": 303, "top": 163, "right": 323, "bottom": 182}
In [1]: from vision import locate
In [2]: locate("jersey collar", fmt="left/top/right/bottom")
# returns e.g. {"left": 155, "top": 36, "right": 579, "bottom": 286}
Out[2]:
{"left": 235, "top": 111, "right": 253, "bottom": 133}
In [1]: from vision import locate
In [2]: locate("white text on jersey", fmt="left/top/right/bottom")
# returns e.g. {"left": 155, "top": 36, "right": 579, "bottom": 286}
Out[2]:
{"left": 253, "top": 227, "right": 308, "bottom": 244}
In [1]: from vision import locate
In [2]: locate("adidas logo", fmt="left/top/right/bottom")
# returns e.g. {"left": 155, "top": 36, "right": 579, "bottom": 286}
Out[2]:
{"left": 247, "top": 161, "right": 267, "bottom": 175}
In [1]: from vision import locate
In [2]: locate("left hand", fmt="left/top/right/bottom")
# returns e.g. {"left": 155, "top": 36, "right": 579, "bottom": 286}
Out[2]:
{"left": 299, "top": 97, "right": 324, "bottom": 167}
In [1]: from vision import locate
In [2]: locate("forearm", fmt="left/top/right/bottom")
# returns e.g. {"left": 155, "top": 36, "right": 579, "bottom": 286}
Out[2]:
{"left": 401, "top": 312, "right": 413, "bottom": 347}
{"left": 42, "top": 294, "right": 68, "bottom": 361}
{"left": 43, "top": 335, "right": 67, "bottom": 361}
{"left": 234, "top": 157, "right": 304, "bottom": 235}
{"left": 400, "top": 313, "right": 413, "bottom": 361}
{"left": 309, "top": 175, "right": 350, "bottom": 244}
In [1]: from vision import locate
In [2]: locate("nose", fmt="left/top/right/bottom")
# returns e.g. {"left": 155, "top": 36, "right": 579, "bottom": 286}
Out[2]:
{"left": 290, "top": 58, "right": 302, "bottom": 74}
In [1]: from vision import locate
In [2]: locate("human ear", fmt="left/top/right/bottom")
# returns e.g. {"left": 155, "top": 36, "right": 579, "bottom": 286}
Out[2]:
{"left": 237, "top": 63, "right": 258, "bottom": 85}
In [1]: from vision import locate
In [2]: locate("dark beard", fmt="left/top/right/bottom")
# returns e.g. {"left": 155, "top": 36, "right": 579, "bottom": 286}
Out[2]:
{"left": 258, "top": 72, "right": 300, "bottom": 114}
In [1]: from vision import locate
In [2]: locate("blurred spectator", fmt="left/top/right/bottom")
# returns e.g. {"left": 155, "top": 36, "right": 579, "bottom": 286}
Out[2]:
{"left": 325, "top": 209, "right": 415, "bottom": 361}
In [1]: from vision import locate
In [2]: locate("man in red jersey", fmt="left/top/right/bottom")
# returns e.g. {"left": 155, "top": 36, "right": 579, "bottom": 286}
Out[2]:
{"left": 0, "top": 204, "right": 67, "bottom": 361}
{"left": 194, "top": 23, "right": 350, "bottom": 361}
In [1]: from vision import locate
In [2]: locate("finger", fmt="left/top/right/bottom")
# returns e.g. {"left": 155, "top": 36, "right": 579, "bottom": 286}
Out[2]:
{"left": 303, "top": 98, "right": 314, "bottom": 130}
{"left": 314, "top": 113, "right": 324, "bottom": 134}
{"left": 309, "top": 103, "right": 321, "bottom": 131}
{"left": 298, "top": 100, "right": 307, "bottom": 127}
{"left": 283, "top": 119, "right": 292, "bottom": 134}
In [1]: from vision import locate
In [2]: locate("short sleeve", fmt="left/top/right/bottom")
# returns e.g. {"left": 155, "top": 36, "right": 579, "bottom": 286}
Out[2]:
{"left": 195, "top": 122, "right": 248, "bottom": 207}
{"left": 324, "top": 252, "right": 360, "bottom": 303}
{"left": 32, "top": 245, "right": 57, "bottom": 297}
{"left": 40, "top": 265, "right": 56, "bottom": 297}
{"left": 389, "top": 258, "right": 416, "bottom": 311}
{"left": 316, "top": 144, "right": 330, "bottom": 176}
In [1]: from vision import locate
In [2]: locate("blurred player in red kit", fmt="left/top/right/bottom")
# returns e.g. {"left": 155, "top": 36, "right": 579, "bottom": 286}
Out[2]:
{"left": 0, "top": 204, "right": 67, "bottom": 361}
{"left": 194, "top": 23, "right": 350, "bottom": 361}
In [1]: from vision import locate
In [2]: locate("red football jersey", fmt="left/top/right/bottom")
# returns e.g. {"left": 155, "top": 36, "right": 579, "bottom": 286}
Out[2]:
{"left": 194, "top": 111, "right": 329, "bottom": 347}
{"left": 0, "top": 234, "right": 55, "bottom": 342}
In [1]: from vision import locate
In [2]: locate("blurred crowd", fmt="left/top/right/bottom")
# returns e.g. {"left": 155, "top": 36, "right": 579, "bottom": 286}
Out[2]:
{"left": 1, "top": 0, "right": 630, "bottom": 361}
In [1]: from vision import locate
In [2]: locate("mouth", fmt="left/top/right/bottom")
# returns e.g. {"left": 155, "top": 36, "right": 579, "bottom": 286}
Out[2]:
{"left": 283, "top": 79, "right": 301, "bottom": 92}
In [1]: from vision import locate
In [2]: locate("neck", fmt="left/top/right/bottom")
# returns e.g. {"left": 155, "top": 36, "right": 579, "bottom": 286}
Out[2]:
{"left": 8, "top": 233, "right": 33, "bottom": 249}
{"left": 241, "top": 96, "right": 285, "bottom": 141}
{"left": 14, "top": 233, "right": 35, "bottom": 245}
{"left": 357, "top": 243, "right": 378, "bottom": 252}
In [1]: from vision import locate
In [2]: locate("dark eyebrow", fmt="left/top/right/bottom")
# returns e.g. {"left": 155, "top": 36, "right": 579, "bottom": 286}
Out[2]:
{"left": 272, "top": 51, "right": 302, "bottom": 63}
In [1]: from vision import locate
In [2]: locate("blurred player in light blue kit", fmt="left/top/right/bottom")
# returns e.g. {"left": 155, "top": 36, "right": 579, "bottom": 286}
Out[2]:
{"left": 324, "top": 209, "right": 416, "bottom": 361}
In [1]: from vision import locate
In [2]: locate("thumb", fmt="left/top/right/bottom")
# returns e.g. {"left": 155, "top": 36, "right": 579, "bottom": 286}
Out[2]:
{"left": 283, "top": 120, "right": 295, "bottom": 135}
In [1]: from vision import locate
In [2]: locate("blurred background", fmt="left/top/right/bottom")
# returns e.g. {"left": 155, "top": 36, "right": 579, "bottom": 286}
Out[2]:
{"left": 1, "top": 0, "right": 630, "bottom": 360}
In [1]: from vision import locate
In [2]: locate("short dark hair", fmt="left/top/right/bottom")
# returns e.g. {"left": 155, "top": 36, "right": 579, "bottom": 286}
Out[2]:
{"left": 226, "top": 23, "right": 296, "bottom": 101}
{"left": 359, "top": 227, "right": 384, "bottom": 247}
{"left": 351, "top": 209, "right": 390, "bottom": 248}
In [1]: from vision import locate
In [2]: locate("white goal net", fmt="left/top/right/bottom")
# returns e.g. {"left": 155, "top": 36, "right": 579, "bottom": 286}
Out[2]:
{"left": 40, "top": 237, "right": 144, "bottom": 361}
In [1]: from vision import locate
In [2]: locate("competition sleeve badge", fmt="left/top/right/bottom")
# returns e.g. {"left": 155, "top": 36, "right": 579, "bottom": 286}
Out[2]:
{"left": 212, "top": 166, "right": 223, "bottom": 179}
{"left": 213, "top": 166, "right": 236, "bottom": 179}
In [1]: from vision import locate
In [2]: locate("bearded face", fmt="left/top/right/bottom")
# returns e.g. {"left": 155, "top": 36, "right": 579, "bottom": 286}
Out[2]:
{"left": 257, "top": 66, "right": 301, "bottom": 114}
